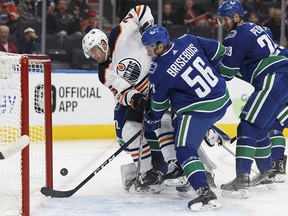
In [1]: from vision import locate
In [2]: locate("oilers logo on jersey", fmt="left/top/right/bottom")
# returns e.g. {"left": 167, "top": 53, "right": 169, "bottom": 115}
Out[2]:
{"left": 116, "top": 58, "right": 141, "bottom": 84}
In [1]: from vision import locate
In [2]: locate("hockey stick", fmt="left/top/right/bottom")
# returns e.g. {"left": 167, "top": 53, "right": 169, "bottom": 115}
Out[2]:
{"left": 134, "top": 82, "right": 150, "bottom": 189}
{"left": 0, "top": 135, "right": 30, "bottom": 160}
{"left": 210, "top": 126, "right": 258, "bottom": 173}
{"left": 134, "top": 118, "right": 145, "bottom": 189}
{"left": 222, "top": 142, "right": 258, "bottom": 174}
{"left": 41, "top": 130, "right": 142, "bottom": 198}
{"left": 134, "top": 83, "right": 150, "bottom": 189}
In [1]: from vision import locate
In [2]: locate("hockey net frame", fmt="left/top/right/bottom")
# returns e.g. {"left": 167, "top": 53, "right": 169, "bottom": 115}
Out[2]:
{"left": 0, "top": 52, "right": 53, "bottom": 216}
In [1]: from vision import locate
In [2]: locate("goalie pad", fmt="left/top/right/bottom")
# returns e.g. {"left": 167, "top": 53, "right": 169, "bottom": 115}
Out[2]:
{"left": 0, "top": 135, "right": 30, "bottom": 159}
{"left": 120, "top": 163, "right": 137, "bottom": 190}
{"left": 198, "top": 146, "right": 217, "bottom": 171}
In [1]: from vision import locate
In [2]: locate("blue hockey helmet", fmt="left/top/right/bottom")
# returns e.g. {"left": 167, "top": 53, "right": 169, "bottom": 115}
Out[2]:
{"left": 141, "top": 25, "right": 170, "bottom": 49}
{"left": 263, "top": 26, "right": 273, "bottom": 40}
{"left": 217, "top": 0, "right": 244, "bottom": 19}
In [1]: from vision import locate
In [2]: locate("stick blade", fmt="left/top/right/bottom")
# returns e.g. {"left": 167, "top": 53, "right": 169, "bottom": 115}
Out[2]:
{"left": 41, "top": 187, "right": 75, "bottom": 198}
{"left": 0, "top": 135, "right": 30, "bottom": 159}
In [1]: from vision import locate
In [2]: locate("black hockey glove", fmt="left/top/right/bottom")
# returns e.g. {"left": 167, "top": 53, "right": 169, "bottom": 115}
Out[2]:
{"left": 139, "top": 20, "right": 153, "bottom": 35}
{"left": 130, "top": 93, "right": 149, "bottom": 113}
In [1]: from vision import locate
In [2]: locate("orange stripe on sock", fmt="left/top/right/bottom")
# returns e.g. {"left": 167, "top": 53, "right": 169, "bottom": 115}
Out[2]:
{"left": 159, "top": 137, "right": 174, "bottom": 143}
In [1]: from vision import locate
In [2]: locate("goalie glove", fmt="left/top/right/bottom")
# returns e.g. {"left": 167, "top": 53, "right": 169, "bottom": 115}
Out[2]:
{"left": 130, "top": 93, "right": 149, "bottom": 113}
{"left": 204, "top": 127, "right": 230, "bottom": 147}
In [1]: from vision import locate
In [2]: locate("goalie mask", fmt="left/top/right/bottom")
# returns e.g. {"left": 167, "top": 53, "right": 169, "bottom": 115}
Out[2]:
{"left": 141, "top": 25, "right": 170, "bottom": 50}
{"left": 82, "top": 29, "right": 109, "bottom": 60}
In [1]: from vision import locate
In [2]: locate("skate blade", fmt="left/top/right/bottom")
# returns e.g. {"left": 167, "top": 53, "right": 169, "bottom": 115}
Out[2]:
{"left": 275, "top": 174, "right": 285, "bottom": 183}
{"left": 189, "top": 199, "right": 223, "bottom": 211}
{"left": 130, "top": 184, "right": 164, "bottom": 194}
{"left": 177, "top": 187, "right": 197, "bottom": 198}
{"left": 221, "top": 189, "right": 249, "bottom": 199}
{"left": 124, "top": 179, "right": 135, "bottom": 191}
{"left": 164, "top": 176, "right": 187, "bottom": 187}
{"left": 250, "top": 183, "right": 276, "bottom": 191}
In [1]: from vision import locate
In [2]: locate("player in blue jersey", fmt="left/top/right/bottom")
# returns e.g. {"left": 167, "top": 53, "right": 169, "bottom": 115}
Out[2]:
{"left": 261, "top": 27, "right": 287, "bottom": 182}
{"left": 217, "top": 0, "right": 288, "bottom": 198}
{"left": 141, "top": 24, "right": 231, "bottom": 211}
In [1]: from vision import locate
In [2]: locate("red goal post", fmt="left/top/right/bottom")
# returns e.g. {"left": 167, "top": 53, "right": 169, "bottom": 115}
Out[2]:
{"left": 0, "top": 52, "right": 53, "bottom": 216}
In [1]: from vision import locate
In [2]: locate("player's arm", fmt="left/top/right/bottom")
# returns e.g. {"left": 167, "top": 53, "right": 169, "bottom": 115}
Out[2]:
{"left": 196, "top": 36, "right": 226, "bottom": 68}
{"left": 219, "top": 39, "right": 245, "bottom": 80}
{"left": 98, "top": 62, "right": 132, "bottom": 100}
{"left": 121, "top": 5, "right": 154, "bottom": 34}
{"left": 149, "top": 80, "right": 170, "bottom": 120}
{"left": 99, "top": 61, "right": 149, "bottom": 109}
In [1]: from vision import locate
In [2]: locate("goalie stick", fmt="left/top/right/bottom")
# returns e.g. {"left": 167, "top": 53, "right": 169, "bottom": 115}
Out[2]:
{"left": 0, "top": 135, "right": 30, "bottom": 160}
{"left": 41, "top": 129, "right": 142, "bottom": 198}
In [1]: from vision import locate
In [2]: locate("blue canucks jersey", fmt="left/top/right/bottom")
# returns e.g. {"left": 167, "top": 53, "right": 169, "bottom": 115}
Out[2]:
{"left": 220, "top": 23, "right": 288, "bottom": 84}
{"left": 149, "top": 34, "right": 231, "bottom": 119}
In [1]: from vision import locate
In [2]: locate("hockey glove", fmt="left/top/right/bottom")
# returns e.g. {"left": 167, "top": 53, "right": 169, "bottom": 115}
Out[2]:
{"left": 130, "top": 93, "right": 149, "bottom": 113}
{"left": 139, "top": 20, "right": 153, "bottom": 35}
{"left": 144, "top": 114, "right": 161, "bottom": 133}
{"left": 204, "top": 126, "right": 230, "bottom": 147}
{"left": 204, "top": 128, "right": 223, "bottom": 147}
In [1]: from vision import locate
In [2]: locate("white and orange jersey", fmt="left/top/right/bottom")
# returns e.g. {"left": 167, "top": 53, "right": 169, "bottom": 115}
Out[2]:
{"left": 98, "top": 5, "right": 153, "bottom": 106}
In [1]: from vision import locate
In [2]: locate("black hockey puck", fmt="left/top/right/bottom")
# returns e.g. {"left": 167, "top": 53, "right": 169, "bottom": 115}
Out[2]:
{"left": 60, "top": 168, "right": 68, "bottom": 176}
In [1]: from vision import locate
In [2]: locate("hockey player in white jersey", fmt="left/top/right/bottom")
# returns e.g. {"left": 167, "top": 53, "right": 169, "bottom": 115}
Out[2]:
{"left": 82, "top": 5, "right": 184, "bottom": 193}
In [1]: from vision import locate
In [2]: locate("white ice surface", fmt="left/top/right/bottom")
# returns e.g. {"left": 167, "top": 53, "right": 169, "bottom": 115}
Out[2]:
{"left": 31, "top": 139, "right": 288, "bottom": 216}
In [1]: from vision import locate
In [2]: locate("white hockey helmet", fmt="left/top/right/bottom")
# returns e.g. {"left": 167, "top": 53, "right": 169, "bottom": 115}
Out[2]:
{"left": 82, "top": 29, "right": 108, "bottom": 59}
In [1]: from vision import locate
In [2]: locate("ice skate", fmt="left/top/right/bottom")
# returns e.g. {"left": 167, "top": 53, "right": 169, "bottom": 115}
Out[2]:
{"left": 221, "top": 173, "right": 250, "bottom": 199}
{"left": 272, "top": 155, "right": 287, "bottom": 183}
{"left": 134, "top": 168, "right": 163, "bottom": 193}
{"left": 176, "top": 181, "right": 195, "bottom": 198}
{"left": 206, "top": 171, "right": 217, "bottom": 188}
{"left": 188, "top": 186, "right": 222, "bottom": 211}
{"left": 163, "top": 160, "right": 186, "bottom": 187}
{"left": 250, "top": 170, "right": 276, "bottom": 190}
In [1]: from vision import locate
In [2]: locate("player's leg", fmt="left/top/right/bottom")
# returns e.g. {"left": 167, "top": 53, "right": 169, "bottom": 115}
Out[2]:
{"left": 175, "top": 115, "right": 222, "bottom": 211}
{"left": 220, "top": 120, "right": 254, "bottom": 198}
{"left": 122, "top": 107, "right": 162, "bottom": 192}
{"left": 251, "top": 74, "right": 288, "bottom": 187}
{"left": 221, "top": 75, "right": 288, "bottom": 197}
{"left": 269, "top": 120, "right": 286, "bottom": 182}
{"left": 154, "top": 111, "right": 185, "bottom": 186}
{"left": 251, "top": 129, "right": 275, "bottom": 189}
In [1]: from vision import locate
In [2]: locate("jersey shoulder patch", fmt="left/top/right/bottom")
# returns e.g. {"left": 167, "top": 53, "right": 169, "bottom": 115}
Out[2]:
{"left": 148, "top": 62, "right": 158, "bottom": 74}
{"left": 225, "top": 30, "right": 237, "bottom": 39}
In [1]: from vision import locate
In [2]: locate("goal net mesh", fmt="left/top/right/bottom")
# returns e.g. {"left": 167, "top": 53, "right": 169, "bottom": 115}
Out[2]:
{"left": 0, "top": 52, "right": 50, "bottom": 215}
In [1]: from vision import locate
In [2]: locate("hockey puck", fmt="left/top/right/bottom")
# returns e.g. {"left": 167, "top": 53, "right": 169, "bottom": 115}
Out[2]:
{"left": 60, "top": 168, "right": 68, "bottom": 176}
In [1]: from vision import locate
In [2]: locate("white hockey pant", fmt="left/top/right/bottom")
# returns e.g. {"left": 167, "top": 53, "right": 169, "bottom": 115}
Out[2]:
{"left": 122, "top": 120, "right": 152, "bottom": 173}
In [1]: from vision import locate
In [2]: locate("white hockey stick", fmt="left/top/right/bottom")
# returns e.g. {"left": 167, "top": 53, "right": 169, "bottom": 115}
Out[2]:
{"left": 0, "top": 135, "right": 30, "bottom": 159}
{"left": 134, "top": 83, "right": 151, "bottom": 189}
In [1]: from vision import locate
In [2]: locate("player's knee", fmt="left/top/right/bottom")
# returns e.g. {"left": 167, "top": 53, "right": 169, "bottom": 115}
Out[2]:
{"left": 237, "top": 121, "right": 262, "bottom": 139}
{"left": 176, "top": 146, "right": 198, "bottom": 165}
{"left": 122, "top": 121, "right": 142, "bottom": 141}
{"left": 269, "top": 120, "right": 284, "bottom": 137}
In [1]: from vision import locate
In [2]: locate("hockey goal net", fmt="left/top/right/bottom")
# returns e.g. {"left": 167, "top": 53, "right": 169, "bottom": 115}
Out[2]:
{"left": 0, "top": 52, "right": 53, "bottom": 216}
